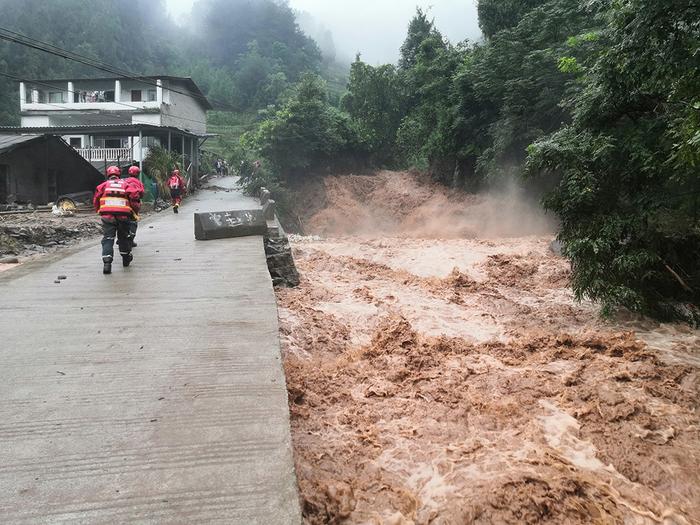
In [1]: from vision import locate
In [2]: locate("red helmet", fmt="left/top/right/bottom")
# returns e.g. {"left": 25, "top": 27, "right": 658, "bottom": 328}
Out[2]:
{"left": 128, "top": 166, "right": 140, "bottom": 176}
{"left": 106, "top": 166, "right": 120, "bottom": 177}
{"left": 171, "top": 169, "right": 180, "bottom": 176}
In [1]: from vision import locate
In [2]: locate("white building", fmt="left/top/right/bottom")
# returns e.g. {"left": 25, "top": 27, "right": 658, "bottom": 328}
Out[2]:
{"left": 4, "top": 76, "right": 213, "bottom": 182}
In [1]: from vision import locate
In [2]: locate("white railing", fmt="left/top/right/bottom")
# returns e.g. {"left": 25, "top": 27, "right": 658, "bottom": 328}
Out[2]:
{"left": 76, "top": 148, "right": 132, "bottom": 162}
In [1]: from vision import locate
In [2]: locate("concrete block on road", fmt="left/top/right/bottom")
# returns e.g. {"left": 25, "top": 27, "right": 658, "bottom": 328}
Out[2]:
{"left": 194, "top": 209, "right": 267, "bottom": 240}
{"left": 263, "top": 199, "right": 276, "bottom": 221}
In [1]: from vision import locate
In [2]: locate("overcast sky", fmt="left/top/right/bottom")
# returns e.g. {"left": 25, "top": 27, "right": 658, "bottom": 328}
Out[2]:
{"left": 164, "top": 0, "right": 482, "bottom": 65}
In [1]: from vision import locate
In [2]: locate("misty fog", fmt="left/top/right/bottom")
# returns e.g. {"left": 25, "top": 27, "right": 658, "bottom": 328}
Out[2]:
{"left": 166, "top": 0, "right": 482, "bottom": 64}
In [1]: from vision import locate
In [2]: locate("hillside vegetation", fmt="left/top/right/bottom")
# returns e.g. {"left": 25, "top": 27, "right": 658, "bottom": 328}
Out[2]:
{"left": 0, "top": 0, "right": 697, "bottom": 319}
{"left": 243, "top": 0, "right": 700, "bottom": 321}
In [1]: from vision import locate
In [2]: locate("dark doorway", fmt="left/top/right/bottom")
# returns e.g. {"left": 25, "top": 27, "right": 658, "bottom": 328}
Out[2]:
{"left": 0, "top": 165, "right": 8, "bottom": 204}
{"left": 47, "top": 169, "right": 58, "bottom": 202}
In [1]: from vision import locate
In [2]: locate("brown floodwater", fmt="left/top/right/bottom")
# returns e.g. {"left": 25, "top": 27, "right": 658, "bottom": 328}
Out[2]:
{"left": 276, "top": 172, "right": 700, "bottom": 524}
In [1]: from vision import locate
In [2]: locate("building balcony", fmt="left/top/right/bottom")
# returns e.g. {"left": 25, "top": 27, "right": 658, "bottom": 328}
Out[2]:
{"left": 21, "top": 101, "right": 162, "bottom": 112}
{"left": 20, "top": 79, "right": 164, "bottom": 113}
{"left": 75, "top": 147, "right": 133, "bottom": 162}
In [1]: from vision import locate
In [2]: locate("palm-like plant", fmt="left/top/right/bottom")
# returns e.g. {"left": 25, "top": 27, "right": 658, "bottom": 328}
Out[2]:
{"left": 143, "top": 146, "right": 184, "bottom": 198}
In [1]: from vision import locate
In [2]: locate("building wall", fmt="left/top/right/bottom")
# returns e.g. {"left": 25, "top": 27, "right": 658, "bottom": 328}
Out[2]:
{"left": 131, "top": 113, "right": 162, "bottom": 126}
{"left": 21, "top": 112, "right": 135, "bottom": 127}
{"left": 0, "top": 145, "right": 46, "bottom": 203}
{"left": 48, "top": 139, "right": 104, "bottom": 197}
{"left": 119, "top": 80, "right": 159, "bottom": 103}
{"left": 49, "top": 112, "right": 134, "bottom": 127}
{"left": 21, "top": 115, "right": 51, "bottom": 127}
{"left": 21, "top": 78, "right": 208, "bottom": 134}
{"left": 0, "top": 138, "right": 102, "bottom": 204}
{"left": 161, "top": 81, "right": 207, "bottom": 134}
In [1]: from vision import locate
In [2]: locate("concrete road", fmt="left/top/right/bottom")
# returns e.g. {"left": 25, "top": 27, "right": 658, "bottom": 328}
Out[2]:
{"left": 0, "top": 178, "right": 301, "bottom": 524}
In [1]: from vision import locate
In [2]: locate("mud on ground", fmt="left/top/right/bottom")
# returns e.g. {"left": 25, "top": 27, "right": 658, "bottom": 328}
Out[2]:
{"left": 0, "top": 212, "right": 102, "bottom": 267}
{"left": 277, "top": 172, "right": 700, "bottom": 524}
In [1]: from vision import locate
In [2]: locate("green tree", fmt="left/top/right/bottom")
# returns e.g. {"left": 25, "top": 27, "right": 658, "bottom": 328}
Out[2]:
{"left": 245, "top": 74, "right": 366, "bottom": 181}
{"left": 187, "top": 0, "right": 321, "bottom": 110}
{"left": 469, "top": 0, "right": 603, "bottom": 181}
{"left": 527, "top": 0, "right": 700, "bottom": 320}
{"left": 399, "top": 8, "right": 437, "bottom": 70}
{"left": 477, "top": 0, "right": 548, "bottom": 39}
{"left": 341, "top": 55, "right": 403, "bottom": 164}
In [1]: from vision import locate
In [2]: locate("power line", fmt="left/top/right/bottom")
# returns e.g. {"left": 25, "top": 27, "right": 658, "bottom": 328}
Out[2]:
{"left": 0, "top": 26, "right": 224, "bottom": 109}
{"left": 0, "top": 26, "right": 236, "bottom": 111}
{"left": 0, "top": 71, "right": 210, "bottom": 129}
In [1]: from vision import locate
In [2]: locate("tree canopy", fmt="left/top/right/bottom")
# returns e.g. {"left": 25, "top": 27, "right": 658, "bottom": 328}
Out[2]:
{"left": 247, "top": 1, "right": 699, "bottom": 320}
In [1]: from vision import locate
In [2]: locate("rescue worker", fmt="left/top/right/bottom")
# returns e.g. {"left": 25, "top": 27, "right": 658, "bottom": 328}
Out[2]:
{"left": 167, "top": 169, "right": 186, "bottom": 213}
{"left": 93, "top": 166, "right": 140, "bottom": 274}
{"left": 124, "top": 165, "right": 145, "bottom": 247}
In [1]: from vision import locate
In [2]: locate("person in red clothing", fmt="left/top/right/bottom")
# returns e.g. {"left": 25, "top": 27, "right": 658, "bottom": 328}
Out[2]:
{"left": 124, "top": 165, "right": 146, "bottom": 247}
{"left": 93, "top": 165, "right": 141, "bottom": 274}
{"left": 167, "top": 169, "right": 186, "bottom": 214}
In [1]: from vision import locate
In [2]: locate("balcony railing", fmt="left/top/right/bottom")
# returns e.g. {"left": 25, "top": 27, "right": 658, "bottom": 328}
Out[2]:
{"left": 76, "top": 147, "right": 132, "bottom": 162}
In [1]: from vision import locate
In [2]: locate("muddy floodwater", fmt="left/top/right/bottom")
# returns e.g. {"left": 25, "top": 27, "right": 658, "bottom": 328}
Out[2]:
{"left": 276, "top": 172, "right": 700, "bottom": 524}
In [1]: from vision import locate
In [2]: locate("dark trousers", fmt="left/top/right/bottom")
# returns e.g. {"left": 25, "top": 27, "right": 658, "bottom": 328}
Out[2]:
{"left": 101, "top": 218, "right": 132, "bottom": 261}
{"left": 170, "top": 188, "right": 182, "bottom": 205}
{"left": 129, "top": 220, "right": 138, "bottom": 240}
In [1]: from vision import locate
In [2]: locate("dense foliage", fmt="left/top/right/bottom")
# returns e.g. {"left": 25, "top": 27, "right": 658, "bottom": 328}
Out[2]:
{"left": 244, "top": 74, "right": 365, "bottom": 180}
{"left": 245, "top": 0, "right": 698, "bottom": 319}
{"left": 527, "top": 0, "right": 700, "bottom": 320}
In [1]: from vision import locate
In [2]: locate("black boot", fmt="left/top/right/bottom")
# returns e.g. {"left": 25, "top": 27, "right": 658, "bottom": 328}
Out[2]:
{"left": 122, "top": 253, "right": 133, "bottom": 267}
{"left": 173, "top": 204, "right": 179, "bottom": 214}
{"left": 103, "top": 257, "right": 112, "bottom": 274}
{"left": 131, "top": 241, "right": 137, "bottom": 248}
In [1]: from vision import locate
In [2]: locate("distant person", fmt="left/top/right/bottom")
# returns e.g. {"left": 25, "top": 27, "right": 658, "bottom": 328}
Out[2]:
{"left": 93, "top": 166, "right": 140, "bottom": 274}
{"left": 124, "top": 165, "right": 145, "bottom": 247}
{"left": 215, "top": 159, "right": 222, "bottom": 175}
{"left": 168, "top": 169, "right": 186, "bottom": 214}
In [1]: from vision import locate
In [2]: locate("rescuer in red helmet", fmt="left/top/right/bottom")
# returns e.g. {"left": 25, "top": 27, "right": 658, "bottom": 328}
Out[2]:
{"left": 93, "top": 165, "right": 141, "bottom": 274}
{"left": 124, "top": 165, "right": 146, "bottom": 246}
{"left": 167, "top": 169, "right": 186, "bottom": 214}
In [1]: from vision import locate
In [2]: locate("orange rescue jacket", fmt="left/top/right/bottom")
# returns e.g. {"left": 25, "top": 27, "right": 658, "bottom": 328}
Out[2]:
{"left": 96, "top": 179, "right": 134, "bottom": 217}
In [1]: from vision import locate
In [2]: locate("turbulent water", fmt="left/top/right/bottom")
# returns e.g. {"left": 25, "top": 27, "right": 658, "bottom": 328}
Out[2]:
{"left": 276, "top": 171, "right": 700, "bottom": 524}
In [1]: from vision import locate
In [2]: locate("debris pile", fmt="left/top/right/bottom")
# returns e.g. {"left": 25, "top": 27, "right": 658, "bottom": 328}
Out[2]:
{"left": 0, "top": 213, "right": 101, "bottom": 258}
{"left": 265, "top": 235, "right": 300, "bottom": 287}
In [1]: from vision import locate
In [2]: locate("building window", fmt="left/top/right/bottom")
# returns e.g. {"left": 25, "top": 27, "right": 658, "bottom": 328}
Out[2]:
{"left": 104, "top": 139, "right": 123, "bottom": 149}
{"left": 69, "top": 138, "right": 82, "bottom": 148}
{"left": 48, "top": 92, "right": 64, "bottom": 104}
{"left": 147, "top": 89, "right": 157, "bottom": 102}
{"left": 105, "top": 90, "right": 115, "bottom": 102}
{"left": 131, "top": 90, "right": 142, "bottom": 102}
